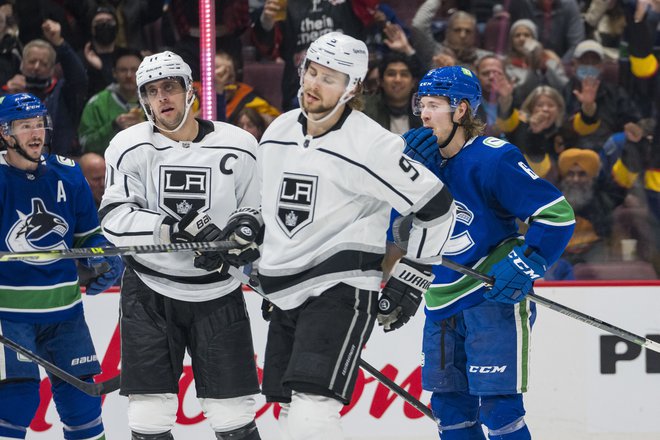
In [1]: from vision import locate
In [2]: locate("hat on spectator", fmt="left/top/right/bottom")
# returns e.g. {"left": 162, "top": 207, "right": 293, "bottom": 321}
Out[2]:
{"left": 573, "top": 39, "right": 604, "bottom": 60}
{"left": 510, "top": 19, "right": 538, "bottom": 40}
{"left": 558, "top": 148, "right": 601, "bottom": 178}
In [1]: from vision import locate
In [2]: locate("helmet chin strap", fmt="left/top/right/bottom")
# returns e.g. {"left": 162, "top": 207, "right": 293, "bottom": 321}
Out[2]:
{"left": 145, "top": 89, "right": 195, "bottom": 134}
{"left": 298, "top": 88, "right": 353, "bottom": 125}
{"left": 438, "top": 122, "right": 460, "bottom": 149}
{"left": 4, "top": 135, "right": 44, "bottom": 164}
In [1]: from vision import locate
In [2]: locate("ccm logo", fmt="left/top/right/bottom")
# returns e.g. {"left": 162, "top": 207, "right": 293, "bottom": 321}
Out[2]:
{"left": 509, "top": 250, "right": 542, "bottom": 280}
{"left": 601, "top": 335, "right": 660, "bottom": 374}
{"left": 468, "top": 365, "right": 507, "bottom": 373}
{"left": 71, "top": 355, "right": 98, "bottom": 366}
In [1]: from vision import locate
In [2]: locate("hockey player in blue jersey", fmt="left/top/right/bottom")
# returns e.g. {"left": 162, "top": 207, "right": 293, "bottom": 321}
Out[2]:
{"left": 0, "top": 93, "right": 123, "bottom": 440}
{"left": 386, "top": 67, "right": 576, "bottom": 439}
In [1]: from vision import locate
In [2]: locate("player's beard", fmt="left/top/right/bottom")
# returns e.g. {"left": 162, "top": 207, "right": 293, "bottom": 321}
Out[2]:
{"left": 560, "top": 179, "right": 595, "bottom": 211}
{"left": 302, "top": 100, "right": 335, "bottom": 119}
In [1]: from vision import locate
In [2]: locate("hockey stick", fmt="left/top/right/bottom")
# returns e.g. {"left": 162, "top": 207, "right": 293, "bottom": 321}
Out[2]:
{"left": 0, "top": 333, "right": 120, "bottom": 396}
{"left": 441, "top": 258, "right": 660, "bottom": 354}
{"left": 224, "top": 266, "right": 436, "bottom": 422}
{"left": 0, "top": 240, "right": 239, "bottom": 262}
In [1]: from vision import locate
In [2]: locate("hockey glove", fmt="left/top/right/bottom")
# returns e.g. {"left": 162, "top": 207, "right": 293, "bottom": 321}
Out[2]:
{"left": 402, "top": 127, "right": 441, "bottom": 175}
{"left": 261, "top": 298, "right": 274, "bottom": 321}
{"left": 79, "top": 255, "right": 124, "bottom": 295}
{"left": 485, "top": 245, "right": 547, "bottom": 304}
{"left": 377, "top": 258, "right": 433, "bottom": 332}
{"left": 162, "top": 210, "right": 222, "bottom": 244}
{"left": 194, "top": 207, "right": 263, "bottom": 272}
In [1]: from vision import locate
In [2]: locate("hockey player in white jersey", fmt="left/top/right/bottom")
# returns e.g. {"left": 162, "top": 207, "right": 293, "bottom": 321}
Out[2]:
{"left": 257, "top": 33, "right": 457, "bottom": 439}
{"left": 99, "top": 51, "right": 263, "bottom": 440}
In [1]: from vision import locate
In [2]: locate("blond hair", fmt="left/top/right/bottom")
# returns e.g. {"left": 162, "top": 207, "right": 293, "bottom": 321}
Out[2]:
{"left": 520, "top": 86, "right": 565, "bottom": 127}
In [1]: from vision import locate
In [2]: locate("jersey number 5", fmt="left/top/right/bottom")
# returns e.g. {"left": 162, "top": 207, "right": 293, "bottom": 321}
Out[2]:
{"left": 399, "top": 157, "right": 420, "bottom": 181}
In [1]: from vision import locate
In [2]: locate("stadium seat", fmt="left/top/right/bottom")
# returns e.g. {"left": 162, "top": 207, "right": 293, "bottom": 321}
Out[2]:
{"left": 242, "top": 61, "right": 285, "bottom": 112}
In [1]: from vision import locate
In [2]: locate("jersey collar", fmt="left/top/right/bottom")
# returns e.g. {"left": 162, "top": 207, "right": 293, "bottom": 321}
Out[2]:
{"left": 298, "top": 106, "right": 352, "bottom": 138}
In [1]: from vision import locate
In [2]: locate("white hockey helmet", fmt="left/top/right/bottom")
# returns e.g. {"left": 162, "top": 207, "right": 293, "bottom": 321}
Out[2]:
{"left": 298, "top": 32, "right": 369, "bottom": 122}
{"left": 136, "top": 51, "right": 195, "bottom": 133}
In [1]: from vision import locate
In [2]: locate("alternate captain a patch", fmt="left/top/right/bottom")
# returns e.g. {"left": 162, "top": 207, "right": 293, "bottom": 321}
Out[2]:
{"left": 277, "top": 173, "right": 317, "bottom": 238}
{"left": 159, "top": 166, "right": 211, "bottom": 219}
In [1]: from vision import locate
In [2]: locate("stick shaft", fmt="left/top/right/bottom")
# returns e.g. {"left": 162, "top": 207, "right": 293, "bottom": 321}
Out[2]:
{"left": 441, "top": 258, "right": 660, "bottom": 353}
{"left": 0, "top": 334, "right": 119, "bottom": 396}
{"left": 0, "top": 240, "right": 238, "bottom": 262}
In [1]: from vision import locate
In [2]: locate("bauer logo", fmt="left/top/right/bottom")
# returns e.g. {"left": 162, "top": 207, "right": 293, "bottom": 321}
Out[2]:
{"left": 159, "top": 166, "right": 211, "bottom": 219}
{"left": 276, "top": 173, "right": 317, "bottom": 238}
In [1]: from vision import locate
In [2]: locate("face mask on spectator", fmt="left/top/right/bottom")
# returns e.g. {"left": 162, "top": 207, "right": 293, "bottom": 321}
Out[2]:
{"left": 94, "top": 22, "right": 117, "bottom": 45}
{"left": 575, "top": 65, "right": 601, "bottom": 81}
{"left": 25, "top": 75, "right": 52, "bottom": 90}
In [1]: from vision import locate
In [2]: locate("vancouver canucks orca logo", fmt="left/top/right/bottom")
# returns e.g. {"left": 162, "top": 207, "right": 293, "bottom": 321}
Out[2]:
{"left": 5, "top": 198, "right": 69, "bottom": 265}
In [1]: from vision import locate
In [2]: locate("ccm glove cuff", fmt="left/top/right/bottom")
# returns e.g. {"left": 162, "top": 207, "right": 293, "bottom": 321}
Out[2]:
{"left": 377, "top": 258, "right": 433, "bottom": 332}
{"left": 485, "top": 245, "right": 547, "bottom": 304}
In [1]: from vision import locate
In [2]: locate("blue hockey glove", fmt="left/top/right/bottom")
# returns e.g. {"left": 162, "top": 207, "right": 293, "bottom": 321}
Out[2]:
{"left": 485, "top": 245, "right": 547, "bottom": 304}
{"left": 80, "top": 255, "right": 124, "bottom": 295}
{"left": 402, "top": 127, "right": 441, "bottom": 175}
{"left": 377, "top": 258, "right": 433, "bottom": 332}
{"left": 193, "top": 207, "right": 263, "bottom": 272}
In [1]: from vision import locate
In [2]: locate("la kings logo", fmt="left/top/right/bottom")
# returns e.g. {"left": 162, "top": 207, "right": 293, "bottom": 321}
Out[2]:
{"left": 277, "top": 173, "right": 317, "bottom": 238}
{"left": 159, "top": 166, "right": 211, "bottom": 219}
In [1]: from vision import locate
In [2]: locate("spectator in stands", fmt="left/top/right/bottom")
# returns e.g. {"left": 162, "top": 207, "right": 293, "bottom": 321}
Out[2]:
{"left": 2, "top": 20, "right": 88, "bottom": 157}
{"left": 235, "top": 107, "right": 267, "bottom": 141}
{"left": 506, "top": 85, "right": 566, "bottom": 184}
{"left": 506, "top": 18, "right": 569, "bottom": 94}
{"left": 78, "top": 48, "right": 143, "bottom": 155}
{"left": 103, "top": 0, "right": 163, "bottom": 53}
{"left": 562, "top": 39, "right": 644, "bottom": 151}
{"left": 214, "top": 50, "right": 280, "bottom": 126}
{"left": 0, "top": 8, "right": 21, "bottom": 86}
{"left": 363, "top": 51, "right": 423, "bottom": 134}
{"left": 474, "top": 54, "right": 518, "bottom": 136}
{"left": 411, "top": 3, "right": 490, "bottom": 71}
{"left": 79, "top": 152, "right": 106, "bottom": 209}
{"left": 79, "top": 5, "right": 120, "bottom": 100}
{"left": 164, "top": 0, "right": 250, "bottom": 80}
{"left": 252, "top": 0, "right": 378, "bottom": 110}
{"left": 509, "top": 0, "right": 585, "bottom": 60}
{"left": 557, "top": 148, "right": 625, "bottom": 264}
{"left": 14, "top": 0, "right": 94, "bottom": 50}
{"left": 364, "top": 3, "right": 412, "bottom": 63}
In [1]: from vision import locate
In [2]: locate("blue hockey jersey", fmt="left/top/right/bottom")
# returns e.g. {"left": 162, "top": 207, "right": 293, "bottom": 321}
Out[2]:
{"left": 420, "top": 136, "right": 575, "bottom": 320}
{"left": 0, "top": 153, "right": 103, "bottom": 323}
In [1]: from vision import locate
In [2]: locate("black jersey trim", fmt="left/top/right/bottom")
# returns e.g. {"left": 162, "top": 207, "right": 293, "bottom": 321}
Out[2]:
{"left": 99, "top": 202, "right": 125, "bottom": 222}
{"left": 200, "top": 145, "right": 257, "bottom": 161}
{"left": 259, "top": 140, "right": 298, "bottom": 147}
{"left": 415, "top": 186, "right": 454, "bottom": 222}
{"left": 258, "top": 250, "right": 383, "bottom": 294}
{"left": 317, "top": 148, "right": 414, "bottom": 206}
{"left": 103, "top": 227, "right": 154, "bottom": 237}
{"left": 126, "top": 256, "right": 231, "bottom": 284}
{"left": 116, "top": 142, "right": 172, "bottom": 168}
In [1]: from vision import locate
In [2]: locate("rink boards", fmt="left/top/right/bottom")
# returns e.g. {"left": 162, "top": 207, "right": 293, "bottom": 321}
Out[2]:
{"left": 27, "top": 283, "right": 660, "bottom": 440}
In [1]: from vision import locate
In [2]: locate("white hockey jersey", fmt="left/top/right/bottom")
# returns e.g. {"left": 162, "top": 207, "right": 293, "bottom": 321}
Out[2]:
{"left": 100, "top": 120, "right": 259, "bottom": 301}
{"left": 258, "top": 108, "right": 456, "bottom": 310}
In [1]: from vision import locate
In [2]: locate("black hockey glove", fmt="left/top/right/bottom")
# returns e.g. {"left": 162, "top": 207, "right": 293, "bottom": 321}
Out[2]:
{"left": 193, "top": 207, "right": 263, "bottom": 272}
{"left": 162, "top": 210, "right": 222, "bottom": 244}
{"left": 377, "top": 258, "right": 433, "bottom": 332}
{"left": 261, "top": 298, "right": 274, "bottom": 321}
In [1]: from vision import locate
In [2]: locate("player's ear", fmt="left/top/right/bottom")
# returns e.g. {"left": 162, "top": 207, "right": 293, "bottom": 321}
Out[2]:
{"left": 453, "top": 101, "right": 468, "bottom": 123}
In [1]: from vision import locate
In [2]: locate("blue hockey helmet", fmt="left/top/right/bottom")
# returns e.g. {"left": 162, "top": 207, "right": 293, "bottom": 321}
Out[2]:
{"left": 413, "top": 66, "right": 482, "bottom": 115}
{"left": 0, "top": 93, "right": 49, "bottom": 133}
